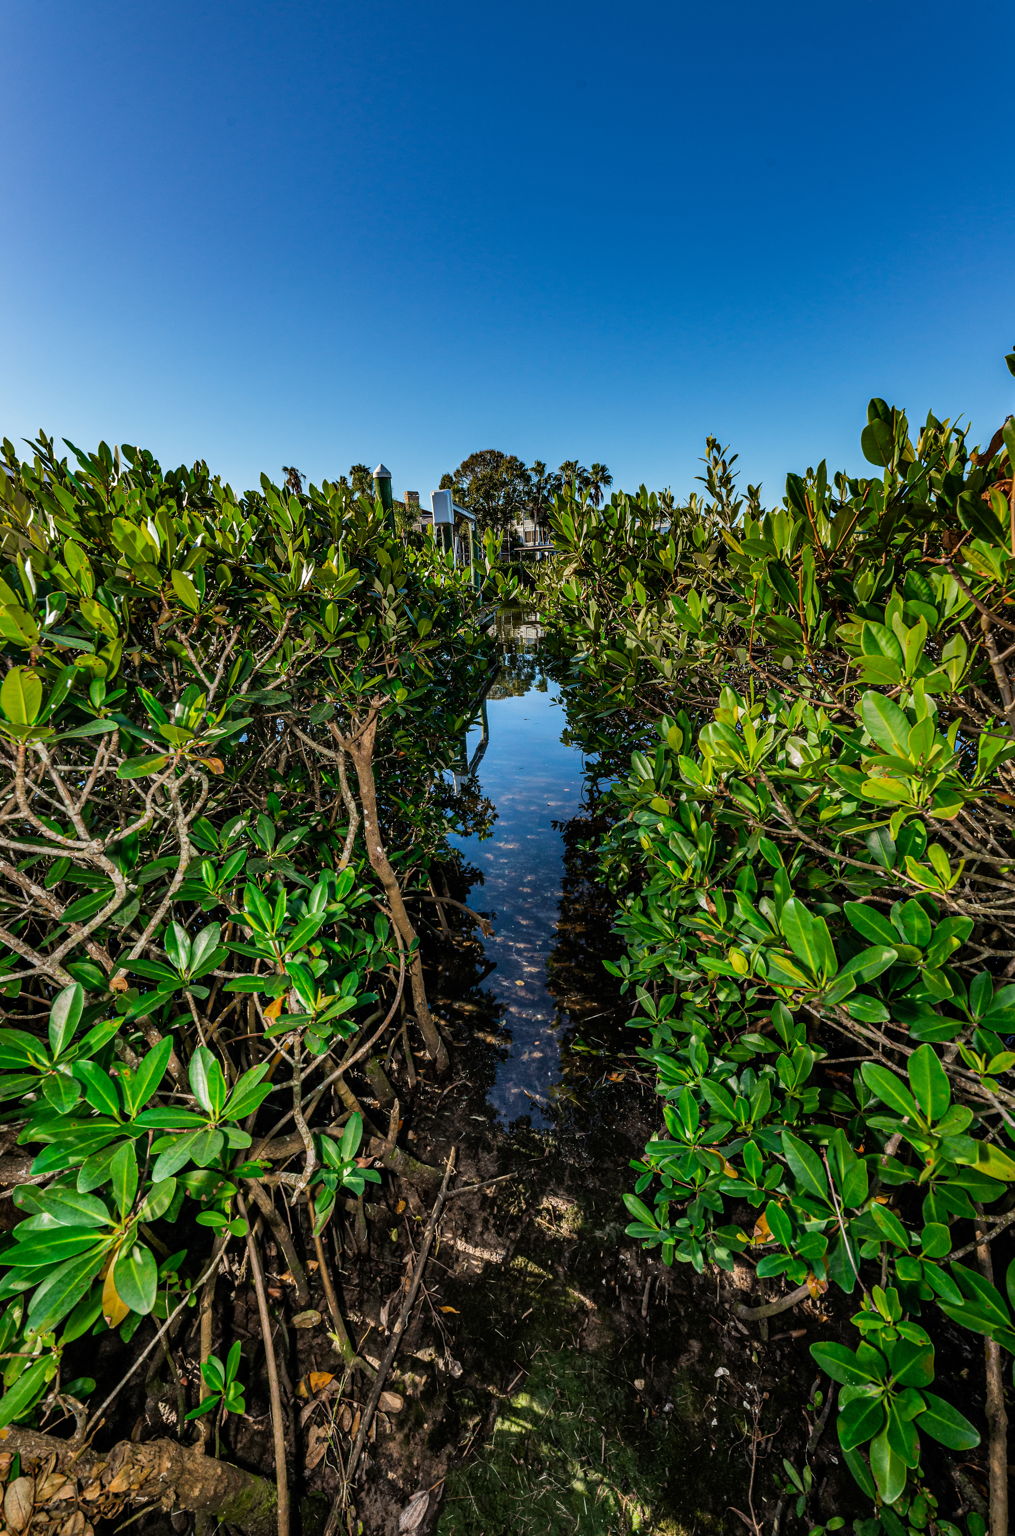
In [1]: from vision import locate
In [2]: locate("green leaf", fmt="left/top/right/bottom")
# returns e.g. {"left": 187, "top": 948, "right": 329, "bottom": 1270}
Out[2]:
{"left": 888, "top": 1337, "right": 933, "bottom": 1388}
{"left": 26, "top": 1249, "right": 106, "bottom": 1334}
{"left": 223, "top": 1062, "right": 272, "bottom": 1119}
{"left": 1, "top": 666, "right": 43, "bottom": 725}
{"left": 781, "top": 1130, "right": 828, "bottom": 1203}
{"left": 113, "top": 1242, "right": 158, "bottom": 1315}
{"left": 188, "top": 1046, "right": 217, "bottom": 1115}
{"left": 48, "top": 983, "right": 84, "bottom": 1058}
{"left": 838, "top": 1392, "right": 885, "bottom": 1451}
{"left": 0, "top": 1354, "right": 56, "bottom": 1427}
{"left": 907, "top": 1043, "right": 950, "bottom": 1122}
{"left": 5, "top": 1230, "right": 107, "bottom": 1267}
{"left": 340, "top": 1112, "right": 364, "bottom": 1161}
{"left": 31, "top": 1188, "right": 111, "bottom": 1228}
{"left": 73, "top": 1060, "right": 121, "bottom": 1118}
{"left": 110, "top": 1142, "right": 139, "bottom": 1215}
{"left": 151, "top": 1130, "right": 204, "bottom": 1182}
{"left": 966, "top": 1141, "right": 1015, "bottom": 1182}
{"left": 622, "top": 1193, "right": 659, "bottom": 1229}
{"left": 810, "top": 1341, "right": 884, "bottom": 1386}
{"left": 117, "top": 754, "right": 171, "bottom": 779}
{"left": 860, "top": 1062, "right": 920, "bottom": 1123}
{"left": 764, "top": 1200, "right": 792, "bottom": 1247}
{"left": 171, "top": 570, "right": 200, "bottom": 611}
{"left": 869, "top": 1427, "right": 907, "bottom": 1503}
{"left": 861, "top": 693, "right": 912, "bottom": 758}
{"left": 917, "top": 1390, "right": 980, "bottom": 1450}
{"left": 121, "top": 1036, "right": 173, "bottom": 1115}
{"left": 138, "top": 1178, "right": 177, "bottom": 1223}
{"left": 780, "top": 897, "right": 835, "bottom": 980}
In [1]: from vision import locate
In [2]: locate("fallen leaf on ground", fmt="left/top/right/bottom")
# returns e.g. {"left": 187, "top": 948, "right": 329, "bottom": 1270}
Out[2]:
{"left": 398, "top": 1490, "right": 430, "bottom": 1533}
{"left": 305, "top": 1424, "right": 330, "bottom": 1470}
{"left": 297, "top": 1372, "right": 335, "bottom": 1398}
{"left": 4, "top": 1476, "right": 35, "bottom": 1532}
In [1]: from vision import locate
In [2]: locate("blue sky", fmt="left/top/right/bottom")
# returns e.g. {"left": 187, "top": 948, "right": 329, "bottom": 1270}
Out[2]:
{"left": 3, "top": 0, "right": 1013, "bottom": 503}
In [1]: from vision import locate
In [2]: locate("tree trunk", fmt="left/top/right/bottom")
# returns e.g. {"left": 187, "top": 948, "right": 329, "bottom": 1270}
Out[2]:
{"left": 336, "top": 713, "right": 448, "bottom": 1074}
{"left": 0, "top": 1428, "right": 324, "bottom": 1536}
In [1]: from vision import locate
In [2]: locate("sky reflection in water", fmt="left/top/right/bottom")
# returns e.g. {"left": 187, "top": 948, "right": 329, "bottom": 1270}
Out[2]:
{"left": 449, "top": 653, "right": 586, "bottom": 1127}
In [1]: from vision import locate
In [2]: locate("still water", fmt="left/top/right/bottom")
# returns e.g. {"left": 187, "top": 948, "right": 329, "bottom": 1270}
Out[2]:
{"left": 449, "top": 615, "right": 587, "bottom": 1127}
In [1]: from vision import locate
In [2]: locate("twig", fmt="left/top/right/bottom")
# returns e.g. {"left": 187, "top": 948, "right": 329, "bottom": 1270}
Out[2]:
{"left": 239, "top": 1197, "right": 290, "bottom": 1536}
{"left": 329, "top": 1147, "right": 456, "bottom": 1525}
{"left": 247, "top": 1180, "right": 311, "bottom": 1305}
{"left": 311, "top": 1226, "right": 372, "bottom": 1375}
{"left": 975, "top": 1209, "right": 1009, "bottom": 1536}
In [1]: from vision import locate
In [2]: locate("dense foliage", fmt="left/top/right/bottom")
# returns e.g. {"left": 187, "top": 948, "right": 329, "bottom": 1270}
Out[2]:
{"left": 0, "top": 434, "right": 492, "bottom": 1443}
{"left": 439, "top": 451, "right": 613, "bottom": 535}
{"left": 539, "top": 399, "right": 1015, "bottom": 1533}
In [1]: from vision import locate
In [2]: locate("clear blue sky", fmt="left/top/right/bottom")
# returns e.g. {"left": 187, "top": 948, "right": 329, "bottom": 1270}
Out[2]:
{"left": 3, "top": 0, "right": 1013, "bottom": 502}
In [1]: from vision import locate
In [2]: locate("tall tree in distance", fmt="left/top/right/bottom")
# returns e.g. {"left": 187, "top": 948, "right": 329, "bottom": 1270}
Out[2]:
{"left": 557, "top": 459, "right": 585, "bottom": 496}
{"left": 440, "top": 450, "right": 530, "bottom": 535}
{"left": 587, "top": 462, "right": 613, "bottom": 506}
{"left": 349, "top": 463, "right": 374, "bottom": 498}
{"left": 527, "top": 460, "right": 563, "bottom": 521}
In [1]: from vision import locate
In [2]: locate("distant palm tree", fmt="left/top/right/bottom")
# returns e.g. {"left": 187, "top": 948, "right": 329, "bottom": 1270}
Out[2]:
{"left": 587, "top": 463, "right": 613, "bottom": 507}
{"left": 557, "top": 460, "right": 584, "bottom": 496}
{"left": 349, "top": 464, "right": 373, "bottom": 498}
{"left": 527, "top": 460, "right": 562, "bottom": 520}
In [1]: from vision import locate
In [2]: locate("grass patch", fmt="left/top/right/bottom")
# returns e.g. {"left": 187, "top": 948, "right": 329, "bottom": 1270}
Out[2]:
{"left": 437, "top": 1337, "right": 704, "bottom": 1536}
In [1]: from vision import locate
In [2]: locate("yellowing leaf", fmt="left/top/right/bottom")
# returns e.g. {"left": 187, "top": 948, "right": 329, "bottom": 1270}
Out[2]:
{"left": 264, "top": 994, "right": 285, "bottom": 1022}
{"left": 102, "top": 1262, "right": 130, "bottom": 1327}
{"left": 749, "top": 1213, "right": 771, "bottom": 1245}
{"left": 297, "top": 1371, "right": 335, "bottom": 1398}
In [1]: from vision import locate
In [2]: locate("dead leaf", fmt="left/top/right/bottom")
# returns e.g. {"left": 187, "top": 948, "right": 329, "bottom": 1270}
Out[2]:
{"left": 749, "top": 1213, "right": 772, "bottom": 1245}
{"left": 291, "top": 1309, "right": 322, "bottom": 1330}
{"left": 297, "top": 1372, "right": 335, "bottom": 1399}
{"left": 102, "top": 1261, "right": 130, "bottom": 1328}
{"left": 57, "top": 1512, "right": 90, "bottom": 1536}
{"left": 4, "top": 1476, "right": 35, "bottom": 1532}
{"left": 398, "top": 1489, "right": 431, "bottom": 1533}
{"left": 200, "top": 757, "right": 225, "bottom": 775}
{"left": 36, "top": 1472, "right": 75, "bottom": 1502}
{"left": 305, "top": 1423, "right": 330, "bottom": 1471}
{"left": 378, "top": 1390, "right": 404, "bottom": 1413}
{"left": 438, "top": 1305, "right": 459, "bottom": 1314}
{"left": 395, "top": 1199, "right": 407, "bottom": 1215}
{"left": 109, "top": 973, "right": 128, "bottom": 993}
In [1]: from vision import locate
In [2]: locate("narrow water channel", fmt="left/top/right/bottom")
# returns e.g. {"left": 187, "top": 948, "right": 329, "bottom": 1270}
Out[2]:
{"left": 449, "top": 610, "right": 587, "bottom": 1127}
